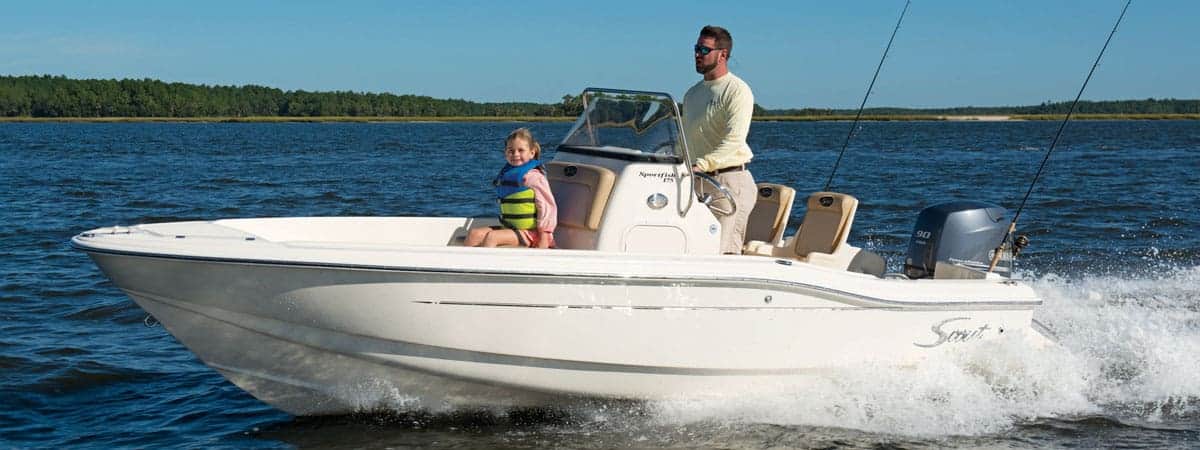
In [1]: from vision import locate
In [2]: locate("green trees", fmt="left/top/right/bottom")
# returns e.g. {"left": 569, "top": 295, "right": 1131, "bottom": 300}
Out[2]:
{"left": 0, "top": 75, "right": 580, "bottom": 118}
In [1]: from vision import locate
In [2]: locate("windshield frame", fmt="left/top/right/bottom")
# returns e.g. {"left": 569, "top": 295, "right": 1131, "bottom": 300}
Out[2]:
{"left": 556, "top": 88, "right": 692, "bottom": 166}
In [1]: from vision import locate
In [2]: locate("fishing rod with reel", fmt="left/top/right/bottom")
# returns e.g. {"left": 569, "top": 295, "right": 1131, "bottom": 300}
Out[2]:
{"left": 986, "top": 0, "right": 1132, "bottom": 273}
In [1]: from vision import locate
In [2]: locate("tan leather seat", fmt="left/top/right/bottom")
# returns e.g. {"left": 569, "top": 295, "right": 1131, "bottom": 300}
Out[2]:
{"left": 744, "top": 191, "right": 874, "bottom": 272}
{"left": 545, "top": 161, "right": 616, "bottom": 250}
{"left": 790, "top": 192, "right": 858, "bottom": 258}
{"left": 743, "top": 183, "right": 796, "bottom": 246}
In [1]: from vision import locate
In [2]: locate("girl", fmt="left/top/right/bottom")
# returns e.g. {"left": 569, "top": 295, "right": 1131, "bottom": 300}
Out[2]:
{"left": 465, "top": 128, "right": 557, "bottom": 248}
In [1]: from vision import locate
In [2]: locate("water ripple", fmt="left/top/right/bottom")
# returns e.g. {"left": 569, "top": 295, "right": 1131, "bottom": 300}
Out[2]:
{"left": 31, "top": 361, "right": 158, "bottom": 394}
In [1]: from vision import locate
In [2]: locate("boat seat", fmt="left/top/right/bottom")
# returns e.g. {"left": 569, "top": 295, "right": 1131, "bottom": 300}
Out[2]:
{"left": 743, "top": 183, "right": 795, "bottom": 246}
{"left": 847, "top": 249, "right": 887, "bottom": 277}
{"left": 546, "top": 161, "right": 616, "bottom": 246}
{"left": 746, "top": 192, "right": 861, "bottom": 270}
{"left": 792, "top": 192, "right": 857, "bottom": 258}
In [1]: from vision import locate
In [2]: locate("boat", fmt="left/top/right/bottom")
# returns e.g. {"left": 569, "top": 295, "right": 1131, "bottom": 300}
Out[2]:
{"left": 73, "top": 88, "right": 1051, "bottom": 416}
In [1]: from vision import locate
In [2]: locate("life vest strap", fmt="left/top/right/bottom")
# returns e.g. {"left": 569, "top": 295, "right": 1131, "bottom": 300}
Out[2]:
{"left": 500, "top": 197, "right": 535, "bottom": 204}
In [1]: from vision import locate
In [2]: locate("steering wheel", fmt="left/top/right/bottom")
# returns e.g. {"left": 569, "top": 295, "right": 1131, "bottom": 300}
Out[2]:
{"left": 692, "top": 171, "right": 737, "bottom": 216}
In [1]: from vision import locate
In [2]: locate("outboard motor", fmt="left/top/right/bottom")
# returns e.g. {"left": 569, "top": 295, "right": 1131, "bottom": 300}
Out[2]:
{"left": 904, "top": 201, "right": 1008, "bottom": 279}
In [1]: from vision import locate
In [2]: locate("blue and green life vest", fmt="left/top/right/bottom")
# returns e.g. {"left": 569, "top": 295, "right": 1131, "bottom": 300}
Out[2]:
{"left": 493, "top": 159, "right": 544, "bottom": 230}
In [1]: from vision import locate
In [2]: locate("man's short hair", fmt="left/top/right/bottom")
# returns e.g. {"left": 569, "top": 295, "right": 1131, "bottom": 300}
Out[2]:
{"left": 700, "top": 25, "right": 733, "bottom": 57}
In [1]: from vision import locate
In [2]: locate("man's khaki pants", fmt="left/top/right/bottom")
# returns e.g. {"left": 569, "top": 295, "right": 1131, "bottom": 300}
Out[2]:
{"left": 696, "top": 170, "right": 757, "bottom": 254}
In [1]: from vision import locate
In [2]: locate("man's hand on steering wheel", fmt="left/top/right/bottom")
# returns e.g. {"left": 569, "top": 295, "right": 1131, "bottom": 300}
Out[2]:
{"left": 691, "top": 168, "right": 737, "bottom": 217}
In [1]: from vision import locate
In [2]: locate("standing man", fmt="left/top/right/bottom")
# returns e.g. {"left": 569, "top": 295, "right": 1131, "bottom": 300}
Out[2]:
{"left": 683, "top": 25, "right": 757, "bottom": 254}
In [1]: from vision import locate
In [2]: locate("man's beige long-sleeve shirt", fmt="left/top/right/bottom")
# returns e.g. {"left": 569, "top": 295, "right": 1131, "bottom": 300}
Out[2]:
{"left": 682, "top": 72, "right": 755, "bottom": 172}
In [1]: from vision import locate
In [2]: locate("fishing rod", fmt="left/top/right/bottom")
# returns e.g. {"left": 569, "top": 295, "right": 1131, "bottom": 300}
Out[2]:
{"left": 823, "top": 0, "right": 911, "bottom": 192}
{"left": 987, "top": 0, "right": 1132, "bottom": 273}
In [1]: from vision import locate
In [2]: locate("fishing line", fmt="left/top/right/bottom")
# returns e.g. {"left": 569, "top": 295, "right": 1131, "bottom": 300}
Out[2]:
{"left": 988, "top": 0, "right": 1132, "bottom": 272}
{"left": 823, "top": 0, "right": 911, "bottom": 192}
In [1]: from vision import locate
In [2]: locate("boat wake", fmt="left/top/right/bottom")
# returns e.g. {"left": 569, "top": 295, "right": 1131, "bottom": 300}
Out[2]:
{"left": 1032, "top": 265, "right": 1200, "bottom": 420}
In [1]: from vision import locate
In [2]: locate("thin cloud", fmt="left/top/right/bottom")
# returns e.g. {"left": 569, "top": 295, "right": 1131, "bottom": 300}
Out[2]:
{"left": 0, "top": 32, "right": 150, "bottom": 77}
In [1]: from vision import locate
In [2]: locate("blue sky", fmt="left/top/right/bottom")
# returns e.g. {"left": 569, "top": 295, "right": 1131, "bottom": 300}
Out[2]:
{"left": 1, "top": 1, "right": 1195, "bottom": 109}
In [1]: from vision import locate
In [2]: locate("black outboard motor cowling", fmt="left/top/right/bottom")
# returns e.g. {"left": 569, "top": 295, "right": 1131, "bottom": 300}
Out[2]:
{"left": 904, "top": 201, "right": 1008, "bottom": 279}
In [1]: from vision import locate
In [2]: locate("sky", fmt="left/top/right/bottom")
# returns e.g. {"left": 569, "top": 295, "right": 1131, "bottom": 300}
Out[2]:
{"left": 1, "top": 0, "right": 1195, "bottom": 109}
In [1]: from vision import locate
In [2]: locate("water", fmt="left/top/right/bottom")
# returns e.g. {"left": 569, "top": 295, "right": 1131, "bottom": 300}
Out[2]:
{"left": 2, "top": 121, "right": 1198, "bottom": 448}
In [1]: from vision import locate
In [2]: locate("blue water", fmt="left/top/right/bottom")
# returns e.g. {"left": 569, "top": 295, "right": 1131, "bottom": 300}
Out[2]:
{"left": 2, "top": 121, "right": 1198, "bottom": 448}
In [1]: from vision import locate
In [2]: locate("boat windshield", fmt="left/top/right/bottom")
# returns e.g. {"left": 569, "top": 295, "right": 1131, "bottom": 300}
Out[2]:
{"left": 559, "top": 89, "right": 683, "bottom": 164}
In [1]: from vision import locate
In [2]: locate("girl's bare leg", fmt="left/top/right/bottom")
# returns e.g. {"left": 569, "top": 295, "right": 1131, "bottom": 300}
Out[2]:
{"left": 464, "top": 227, "right": 490, "bottom": 247}
{"left": 481, "top": 229, "right": 520, "bottom": 247}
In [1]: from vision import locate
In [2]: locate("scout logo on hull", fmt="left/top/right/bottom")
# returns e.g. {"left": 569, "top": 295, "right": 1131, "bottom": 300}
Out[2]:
{"left": 913, "top": 317, "right": 993, "bottom": 348}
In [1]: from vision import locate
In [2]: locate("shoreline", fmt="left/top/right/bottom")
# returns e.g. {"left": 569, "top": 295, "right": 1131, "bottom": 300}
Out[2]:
{"left": 0, "top": 114, "right": 1196, "bottom": 123}
{"left": 0, "top": 116, "right": 578, "bottom": 123}
{"left": 753, "top": 113, "right": 1200, "bottom": 122}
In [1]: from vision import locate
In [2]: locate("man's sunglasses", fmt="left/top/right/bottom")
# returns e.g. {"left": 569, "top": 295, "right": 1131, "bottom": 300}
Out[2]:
{"left": 693, "top": 44, "right": 723, "bottom": 56}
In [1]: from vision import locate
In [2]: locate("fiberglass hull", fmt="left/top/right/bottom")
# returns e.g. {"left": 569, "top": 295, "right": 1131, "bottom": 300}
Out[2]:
{"left": 74, "top": 217, "right": 1044, "bottom": 416}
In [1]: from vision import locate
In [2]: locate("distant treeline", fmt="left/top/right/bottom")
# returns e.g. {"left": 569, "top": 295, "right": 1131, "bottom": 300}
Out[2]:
{"left": 1, "top": 74, "right": 1197, "bottom": 118}
{"left": 758, "top": 99, "right": 1200, "bottom": 116}
{"left": 0, "top": 75, "right": 583, "bottom": 118}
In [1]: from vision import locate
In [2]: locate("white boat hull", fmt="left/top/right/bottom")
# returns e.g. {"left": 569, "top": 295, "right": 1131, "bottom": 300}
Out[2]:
{"left": 78, "top": 217, "right": 1046, "bottom": 415}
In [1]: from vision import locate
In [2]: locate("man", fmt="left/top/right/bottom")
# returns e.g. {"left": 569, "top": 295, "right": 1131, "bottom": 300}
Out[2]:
{"left": 682, "top": 25, "right": 757, "bottom": 254}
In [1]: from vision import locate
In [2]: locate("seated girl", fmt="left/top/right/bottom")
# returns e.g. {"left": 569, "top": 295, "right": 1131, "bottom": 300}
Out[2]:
{"left": 464, "top": 128, "right": 557, "bottom": 248}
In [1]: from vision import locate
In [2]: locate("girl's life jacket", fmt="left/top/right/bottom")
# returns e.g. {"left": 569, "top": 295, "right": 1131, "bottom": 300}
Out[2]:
{"left": 493, "top": 159, "right": 544, "bottom": 230}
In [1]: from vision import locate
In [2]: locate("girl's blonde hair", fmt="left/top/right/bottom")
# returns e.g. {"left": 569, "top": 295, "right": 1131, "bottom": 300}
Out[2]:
{"left": 506, "top": 127, "right": 542, "bottom": 160}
